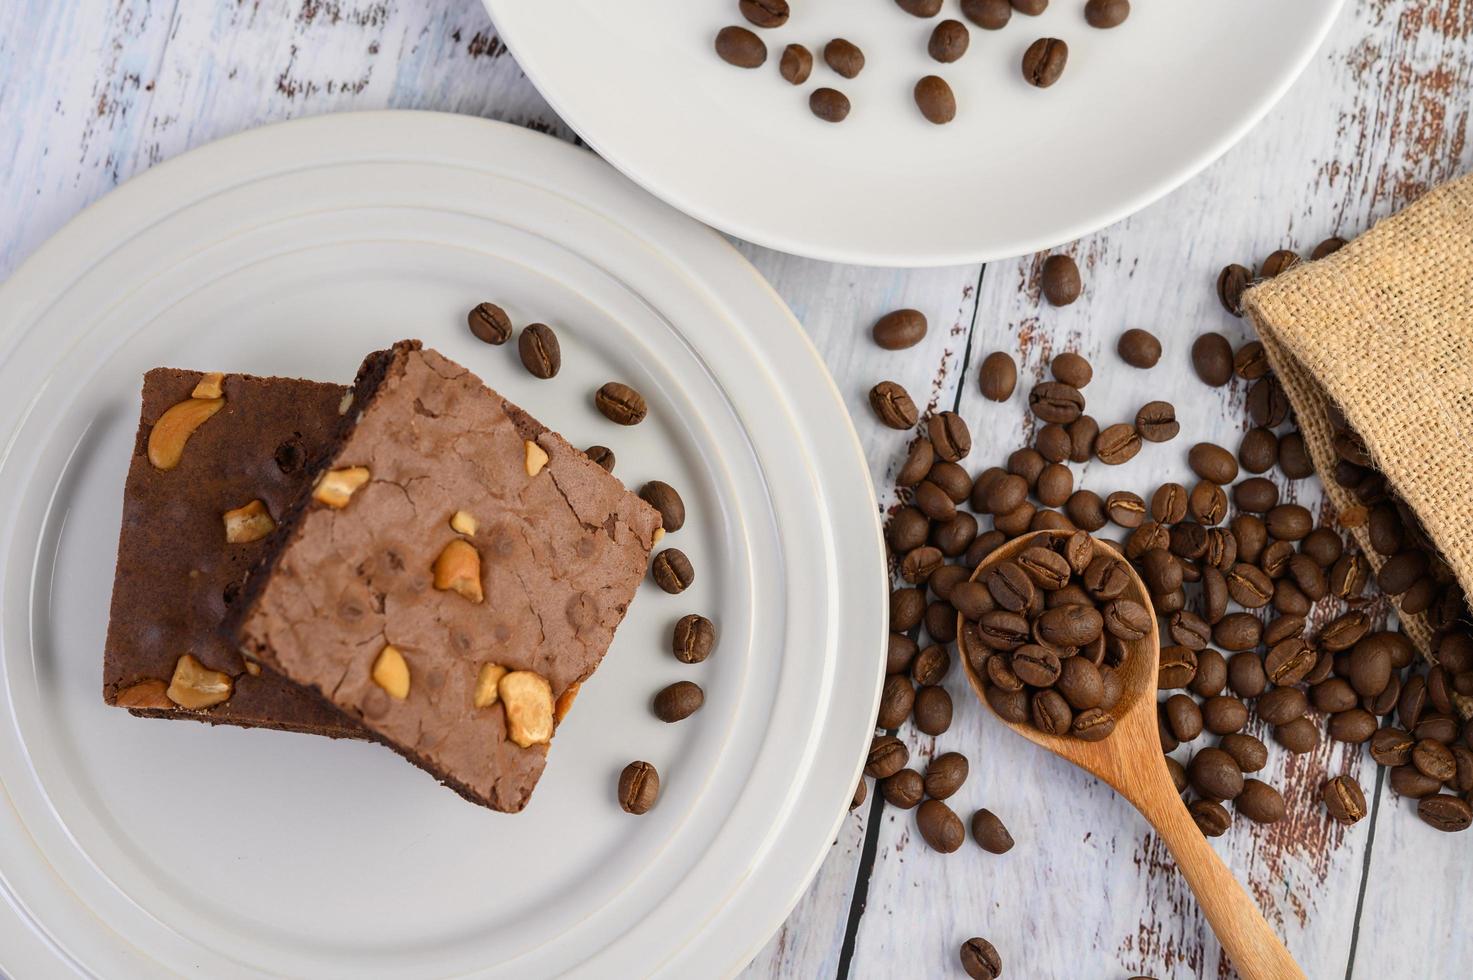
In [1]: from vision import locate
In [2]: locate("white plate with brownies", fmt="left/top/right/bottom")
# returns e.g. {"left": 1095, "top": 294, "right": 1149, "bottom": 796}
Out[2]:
{"left": 0, "top": 112, "right": 886, "bottom": 977}
{"left": 484, "top": 0, "right": 1346, "bottom": 265}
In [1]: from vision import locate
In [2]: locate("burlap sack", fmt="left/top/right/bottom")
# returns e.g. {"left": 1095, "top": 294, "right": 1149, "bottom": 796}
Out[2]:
{"left": 1243, "top": 172, "right": 1473, "bottom": 719}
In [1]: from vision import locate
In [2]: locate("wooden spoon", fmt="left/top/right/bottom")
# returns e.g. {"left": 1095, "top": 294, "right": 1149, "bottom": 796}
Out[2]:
{"left": 959, "top": 530, "right": 1306, "bottom": 980}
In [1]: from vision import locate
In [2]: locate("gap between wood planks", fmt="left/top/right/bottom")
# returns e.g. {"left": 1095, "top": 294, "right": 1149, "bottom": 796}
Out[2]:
{"left": 834, "top": 262, "right": 988, "bottom": 980}
{"left": 825, "top": 257, "right": 1396, "bottom": 980}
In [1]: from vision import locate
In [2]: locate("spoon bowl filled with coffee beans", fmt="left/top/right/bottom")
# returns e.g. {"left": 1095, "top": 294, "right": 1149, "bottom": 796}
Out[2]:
{"left": 959, "top": 528, "right": 1306, "bottom": 980}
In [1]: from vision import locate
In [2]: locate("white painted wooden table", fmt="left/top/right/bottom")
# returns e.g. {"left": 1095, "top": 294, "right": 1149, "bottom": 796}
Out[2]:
{"left": 2, "top": 2, "right": 1470, "bottom": 977}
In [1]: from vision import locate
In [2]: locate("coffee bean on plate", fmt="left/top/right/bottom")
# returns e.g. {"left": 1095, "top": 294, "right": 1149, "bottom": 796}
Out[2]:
{"left": 914, "top": 75, "right": 957, "bottom": 124}
{"left": 929, "top": 19, "right": 970, "bottom": 62}
{"left": 518, "top": 322, "right": 561, "bottom": 378}
{"left": 618, "top": 760, "right": 660, "bottom": 814}
{"left": 1085, "top": 0, "right": 1130, "bottom": 28}
{"left": 640, "top": 481, "right": 684, "bottom": 532}
{"left": 468, "top": 301, "right": 512, "bottom": 344}
{"left": 881, "top": 768, "right": 924, "bottom": 809}
{"left": 960, "top": 937, "right": 1003, "bottom": 980}
{"left": 779, "top": 43, "right": 813, "bottom": 84}
{"left": 1041, "top": 254, "right": 1082, "bottom": 306}
{"left": 1118, "top": 328, "right": 1161, "bottom": 368}
{"left": 917, "top": 798, "right": 965, "bottom": 852}
{"left": 870, "top": 380, "right": 918, "bottom": 428}
{"left": 652, "top": 548, "right": 695, "bottom": 593}
{"left": 924, "top": 752, "right": 969, "bottom": 799}
{"left": 584, "top": 445, "right": 615, "bottom": 472}
{"left": 673, "top": 613, "right": 716, "bottom": 663}
{"left": 824, "top": 38, "right": 865, "bottom": 78}
{"left": 715, "top": 26, "right": 767, "bottom": 68}
{"left": 653, "top": 680, "right": 704, "bottom": 722}
{"left": 740, "top": 0, "right": 789, "bottom": 28}
{"left": 1022, "top": 37, "right": 1068, "bottom": 87}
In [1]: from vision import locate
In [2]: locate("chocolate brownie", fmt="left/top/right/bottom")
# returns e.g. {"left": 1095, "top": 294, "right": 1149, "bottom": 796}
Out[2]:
{"left": 103, "top": 368, "right": 361, "bottom": 737}
{"left": 231, "top": 342, "right": 661, "bottom": 811}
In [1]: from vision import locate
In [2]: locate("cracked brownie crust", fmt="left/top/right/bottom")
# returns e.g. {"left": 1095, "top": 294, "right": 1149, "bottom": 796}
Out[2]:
{"left": 232, "top": 342, "right": 661, "bottom": 811}
{"left": 102, "top": 368, "right": 363, "bottom": 737}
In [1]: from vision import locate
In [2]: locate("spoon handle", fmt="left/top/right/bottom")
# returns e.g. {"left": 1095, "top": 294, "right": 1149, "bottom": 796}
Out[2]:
{"left": 1143, "top": 786, "right": 1306, "bottom": 980}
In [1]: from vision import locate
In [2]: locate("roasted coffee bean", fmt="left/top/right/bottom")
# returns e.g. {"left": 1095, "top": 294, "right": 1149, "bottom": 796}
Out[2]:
{"left": 961, "top": 0, "right": 1011, "bottom": 29}
{"left": 1037, "top": 256, "right": 1084, "bottom": 308}
{"left": 1044, "top": 353, "right": 1092, "bottom": 392}
{"left": 1348, "top": 642, "right": 1392, "bottom": 698}
{"left": 960, "top": 936, "right": 1003, "bottom": 980}
{"left": 1037, "top": 604, "right": 1104, "bottom": 648}
{"left": 1237, "top": 779, "right": 1286, "bottom": 824}
{"left": 715, "top": 25, "right": 767, "bottom": 67}
{"left": 888, "top": 507, "right": 929, "bottom": 552}
{"left": 866, "top": 734, "right": 909, "bottom": 778}
{"left": 1260, "top": 540, "right": 1294, "bottom": 579}
{"left": 1221, "top": 732, "right": 1269, "bottom": 773}
{"left": 1214, "top": 612, "right": 1263, "bottom": 651}
{"left": 1140, "top": 548, "right": 1182, "bottom": 595}
{"left": 1452, "top": 745, "right": 1473, "bottom": 792}
{"left": 1017, "top": 545, "right": 1072, "bottom": 589}
{"left": 1071, "top": 707, "right": 1116, "bottom": 741}
{"left": 518, "top": 323, "right": 561, "bottom": 378}
{"left": 1312, "top": 235, "right": 1347, "bottom": 259}
{"left": 978, "top": 351, "right": 1017, "bottom": 401}
{"left": 653, "top": 680, "right": 704, "bottom": 722}
{"left": 1330, "top": 552, "right": 1370, "bottom": 600}
{"left": 809, "top": 87, "right": 851, "bottom": 122}
{"left": 1031, "top": 688, "right": 1074, "bottom": 735}
{"left": 1260, "top": 248, "right": 1302, "bottom": 277}
{"left": 1021, "top": 37, "right": 1068, "bottom": 86}
{"left": 1226, "top": 563, "right": 1273, "bottom": 608}
{"left": 1228, "top": 651, "right": 1268, "bottom": 698}
{"left": 870, "top": 381, "right": 918, "bottom": 429}
{"left": 1117, "top": 328, "right": 1162, "bottom": 368}
{"left": 1011, "top": 644, "right": 1063, "bottom": 687}
{"left": 896, "top": 0, "right": 943, "bottom": 14}
{"left": 1033, "top": 463, "right": 1072, "bottom": 508}
{"left": 1370, "top": 727, "right": 1415, "bottom": 767}
{"left": 1412, "top": 738, "right": 1457, "bottom": 782}
{"left": 468, "top": 301, "right": 512, "bottom": 344}
{"left": 1105, "top": 491, "right": 1146, "bottom": 528}
{"left": 873, "top": 309, "right": 927, "bottom": 350}
{"left": 928, "top": 565, "right": 969, "bottom": 602}
{"left": 740, "top": 0, "right": 790, "bottom": 27}
{"left": 1284, "top": 554, "right": 1327, "bottom": 601}
{"left": 1053, "top": 656, "right": 1104, "bottom": 710}
{"left": 1204, "top": 527, "right": 1237, "bottom": 570}
{"left": 1191, "top": 332, "right": 1234, "bottom": 387}
{"left": 888, "top": 633, "right": 919, "bottom": 675}
{"left": 1391, "top": 764, "right": 1443, "bottom": 799}
{"left": 1201, "top": 565, "right": 1229, "bottom": 623}
{"left": 1102, "top": 598, "right": 1151, "bottom": 640}
{"left": 1085, "top": 0, "right": 1130, "bottom": 28}
{"left": 1082, "top": 554, "right": 1131, "bottom": 600}
{"left": 925, "top": 600, "right": 958, "bottom": 643}
{"left": 900, "top": 546, "right": 943, "bottom": 584}
{"left": 652, "top": 549, "right": 695, "bottom": 593}
{"left": 912, "top": 645, "right": 951, "bottom": 686}
{"left": 1238, "top": 427, "right": 1279, "bottom": 474}
{"left": 1095, "top": 423, "right": 1141, "bottom": 465}
{"left": 1217, "top": 264, "right": 1253, "bottom": 316}
{"left": 922, "top": 752, "right": 969, "bottom": 800}
{"left": 1190, "top": 747, "right": 1244, "bottom": 801}
{"left": 1322, "top": 775, "right": 1367, "bottom": 825}
{"left": 1135, "top": 401, "right": 1180, "bottom": 442}
{"left": 1312, "top": 678, "right": 1359, "bottom": 714}
{"left": 917, "top": 798, "right": 965, "bottom": 852}
{"left": 881, "top": 768, "right": 924, "bottom": 809}
{"left": 1189, "top": 480, "right": 1228, "bottom": 525}
{"left": 928, "top": 461, "right": 972, "bottom": 503}
{"left": 618, "top": 761, "right": 660, "bottom": 814}
{"left": 1059, "top": 416, "right": 1096, "bottom": 464}
{"left": 1203, "top": 696, "right": 1249, "bottom": 735}
{"left": 1188, "top": 645, "right": 1226, "bottom": 694}
{"left": 915, "top": 481, "right": 956, "bottom": 522}
{"left": 994, "top": 501, "right": 1036, "bottom": 537}
{"left": 1166, "top": 521, "right": 1207, "bottom": 561}
{"left": 1264, "top": 503, "right": 1313, "bottom": 541}
{"left": 1164, "top": 694, "right": 1203, "bottom": 742}
{"left": 1065, "top": 490, "right": 1108, "bottom": 531}
{"left": 1275, "top": 716, "right": 1320, "bottom": 754}
{"left": 1247, "top": 375, "right": 1290, "bottom": 427}
{"left": 1190, "top": 799, "right": 1232, "bottom": 837}
{"left": 1278, "top": 431, "right": 1313, "bottom": 479}
{"left": 1300, "top": 527, "right": 1343, "bottom": 569}
{"left": 1013, "top": 0, "right": 1049, "bottom": 13}
{"left": 1230, "top": 514, "right": 1267, "bottom": 564}
{"left": 985, "top": 561, "right": 1036, "bottom": 611}
{"left": 1158, "top": 645, "right": 1199, "bottom": 689}
{"left": 1232, "top": 477, "right": 1278, "bottom": 514}
{"left": 1377, "top": 549, "right": 1429, "bottom": 596}
{"left": 1327, "top": 707, "right": 1377, "bottom": 744}
{"left": 1233, "top": 340, "right": 1270, "bottom": 381}
{"left": 1147, "top": 483, "right": 1185, "bottom": 525}
{"left": 584, "top": 445, "right": 616, "bottom": 472}
{"left": 1418, "top": 795, "right": 1473, "bottom": 833}
{"left": 914, "top": 684, "right": 953, "bottom": 735}
{"left": 1188, "top": 443, "right": 1238, "bottom": 484}
{"left": 824, "top": 38, "right": 865, "bottom": 78}
{"left": 673, "top": 614, "right": 716, "bottom": 664}
{"left": 1034, "top": 423, "right": 1071, "bottom": 463}
{"left": 1265, "top": 637, "right": 1316, "bottom": 686}
{"left": 932, "top": 513, "right": 978, "bottom": 557}
{"left": 1155, "top": 588, "right": 1186, "bottom": 615}
{"left": 779, "top": 43, "right": 813, "bottom": 83}
{"left": 950, "top": 580, "right": 993, "bottom": 621}
{"left": 639, "top": 481, "right": 685, "bottom": 533}
{"left": 1008, "top": 447, "right": 1047, "bottom": 486}
{"left": 1029, "top": 381, "right": 1085, "bottom": 423}
{"left": 928, "top": 19, "right": 971, "bottom": 63}
{"left": 877, "top": 675, "right": 915, "bottom": 729}
{"left": 914, "top": 75, "right": 957, "bottom": 124}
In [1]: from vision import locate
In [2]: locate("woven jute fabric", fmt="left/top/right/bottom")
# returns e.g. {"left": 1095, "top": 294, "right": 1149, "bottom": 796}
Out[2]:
{"left": 1244, "top": 173, "right": 1473, "bottom": 718}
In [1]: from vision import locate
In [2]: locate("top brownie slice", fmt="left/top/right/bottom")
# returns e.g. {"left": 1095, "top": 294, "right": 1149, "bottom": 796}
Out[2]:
{"left": 103, "top": 368, "right": 362, "bottom": 737}
{"left": 231, "top": 341, "right": 661, "bottom": 812}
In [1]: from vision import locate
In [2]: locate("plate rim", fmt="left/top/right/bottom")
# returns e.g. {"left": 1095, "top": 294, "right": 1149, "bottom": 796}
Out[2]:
{"left": 481, "top": 0, "right": 1347, "bottom": 268}
{"left": 0, "top": 110, "right": 888, "bottom": 978}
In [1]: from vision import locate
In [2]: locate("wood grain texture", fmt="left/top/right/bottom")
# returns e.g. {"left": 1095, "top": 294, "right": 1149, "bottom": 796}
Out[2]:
{"left": 1, "top": 1, "right": 1469, "bottom": 978}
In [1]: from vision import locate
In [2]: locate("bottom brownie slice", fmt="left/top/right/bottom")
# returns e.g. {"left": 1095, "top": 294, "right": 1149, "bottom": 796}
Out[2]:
{"left": 232, "top": 341, "right": 661, "bottom": 811}
{"left": 102, "top": 368, "right": 362, "bottom": 738}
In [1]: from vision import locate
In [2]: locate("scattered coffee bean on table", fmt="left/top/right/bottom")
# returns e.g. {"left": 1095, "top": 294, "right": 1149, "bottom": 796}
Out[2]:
{"left": 1135, "top": 401, "right": 1180, "bottom": 442}
{"left": 917, "top": 798, "right": 965, "bottom": 852}
{"left": 1085, "top": 0, "right": 1131, "bottom": 28}
{"left": 1216, "top": 263, "right": 1253, "bottom": 316}
{"left": 824, "top": 38, "right": 865, "bottom": 78}
{"left": 1322, "top": 775, "right": 1366, "bottom": 825}
{"left": 1051, "top": 351, "right": 1092, "bottom": 387}
{"left": 672, "top": 614, "right": 715, "bottom": 664}
{"left": 1041, "top": 254, "right": 1082, "bottom": 306}
{"left": 971, "top": 808, "right": 1014, "bottom": 853}
{"left": 618, "top": 761, "right": 660, "bottom": 814}
{"left": 881, "top": 768, "right": 924, "bottom": 808}
{"left": 595, "top": 382, "right": 648, "bottom": 425}
{"left": 961, "top": 0, "right": 1011, "bottom": 29}
{"left": 1117, "top": 327, "right": 1162, "bottom": 368}
{"left": 518, "top": 322, "right": 561, "bottom": 378}
{"left": 979, "top": 351, "right": 1018, "bottom": 401}
{"left": 1260, "top": 248, "right": 1302, "bottom": 278}
{"left": 1312, "top": 236, "right": 1347, "bottom": 259}
{"left": 873, "top": 308, "right": 928, "bottom": 350}
{"left": 897, "top": 0, "right": 944, "bottom": 15}
{"left": 929, "top": 19, "right": 970, "bottom": 62}
{"left": 924, "top": 751, "right": 969, "bottom": 799}
{"left": 779, "top": 43, "right": 813, "bottom": 84}
{"left": 1021, "top": 37, "right": 1068, "bottom": 87}
{"left": 870, "top": 380, "right": 919, "bottom": 428}
{"left": 651, "top": 549, "right": 695, "bottom": 594}
{"left": 467, "top": 301, "right": 512, "bottom": 345}
{"left": 960, "top": 936, "right": 1003, "bottom": 979}
{"left": 1013, "top": 0, "right": 1049, "bottom": 15}
{"left": 715, "top": 26, "right": 767, "bottom": 68}
{"left": 915, "top": 75, "right": 957, "bottom": 125}
{"left": 739, "top": 0, "right": 789, "bottom": 29}
{"left": 1190, "top": 332, "right": 1234, "bottom": 386}
{"left": 809, "top": 87, "right": 851, "bottom": 122}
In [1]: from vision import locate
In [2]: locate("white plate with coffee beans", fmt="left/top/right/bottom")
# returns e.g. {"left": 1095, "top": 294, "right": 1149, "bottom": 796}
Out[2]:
{"left": 485, "top": 0, "right": 1345, "bottom": 266}
{"left": 0, "top": 112, "right": 886, "bottom": 978}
